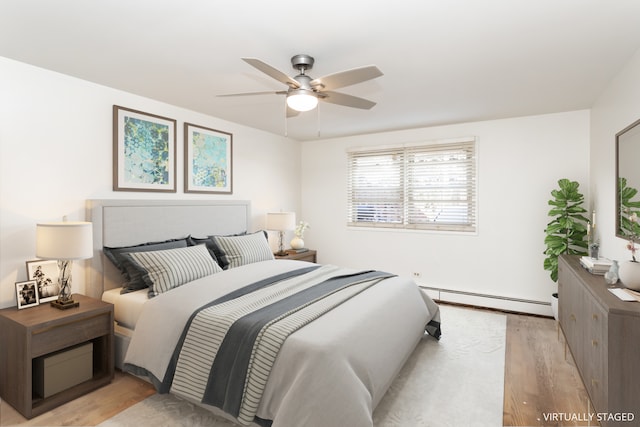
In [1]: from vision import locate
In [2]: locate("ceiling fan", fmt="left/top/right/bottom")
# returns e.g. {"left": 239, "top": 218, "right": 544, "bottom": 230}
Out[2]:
{"left": 219, "top": 54, "right": 383, "bottom": 116}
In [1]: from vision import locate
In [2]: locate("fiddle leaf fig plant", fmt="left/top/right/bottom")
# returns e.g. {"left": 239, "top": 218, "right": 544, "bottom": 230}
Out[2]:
{"left": 543, "top": 179, "right": 589, "bottom": 282}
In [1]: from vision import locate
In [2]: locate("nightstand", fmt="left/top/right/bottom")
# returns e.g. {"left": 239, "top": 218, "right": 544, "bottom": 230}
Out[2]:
{"left": 0, "top": 294, "right": 114, "bottom": 419}
{"left": 275, "top": 249, "right": 317, "bottom": 263}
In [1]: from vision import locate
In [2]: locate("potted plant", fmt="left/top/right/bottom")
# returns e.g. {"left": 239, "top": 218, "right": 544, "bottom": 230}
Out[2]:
{"left": 290, "top": 221, "right": 310, "bottom": 250}
{"left": 543, "top": 179, "right": 589, "bottom": 319}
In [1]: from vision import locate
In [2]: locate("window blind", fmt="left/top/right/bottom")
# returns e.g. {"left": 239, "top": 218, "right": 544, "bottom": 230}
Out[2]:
{"left": 347, "top": 138, "right": 477, "bottom": 232}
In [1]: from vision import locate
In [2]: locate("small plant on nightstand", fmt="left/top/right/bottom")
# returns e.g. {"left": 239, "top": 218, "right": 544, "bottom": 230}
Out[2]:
{"left": 291, "top": 221, "right": 310, "bottom": 250}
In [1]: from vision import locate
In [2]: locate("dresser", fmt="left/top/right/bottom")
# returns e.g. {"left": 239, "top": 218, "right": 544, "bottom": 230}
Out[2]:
{"left": 558, "top": 255, "right": 640, "bottom": 425}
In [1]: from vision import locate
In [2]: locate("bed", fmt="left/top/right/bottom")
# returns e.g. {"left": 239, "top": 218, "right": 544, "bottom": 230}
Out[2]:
{"left": 87, "top": 199, "right": 441, "bottom": 427}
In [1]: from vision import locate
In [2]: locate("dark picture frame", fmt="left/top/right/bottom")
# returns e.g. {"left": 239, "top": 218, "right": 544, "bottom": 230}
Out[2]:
{"left": 113, "top": 105, "right": 177, "bottom": 192}
{"left": 184, "top": 122, "right": 233, "bottom": 194}
{"left": 16, "top": 280, "right": 39, "bottom": 309}
{"left": 26, "top": 259, "right": 60, "bottom": 303}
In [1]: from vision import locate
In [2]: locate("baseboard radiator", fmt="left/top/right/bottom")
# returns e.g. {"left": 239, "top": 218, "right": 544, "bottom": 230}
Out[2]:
{"left": 420, "top": 285, "right": 552, "bottom": 317}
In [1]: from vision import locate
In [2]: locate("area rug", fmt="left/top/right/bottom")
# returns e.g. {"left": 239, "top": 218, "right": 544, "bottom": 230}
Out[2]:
{"left": 99, "top": 305, "right": 506, "bottom": 427}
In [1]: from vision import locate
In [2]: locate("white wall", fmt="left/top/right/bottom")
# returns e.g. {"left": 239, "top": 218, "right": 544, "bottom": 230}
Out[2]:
{"left": 301, "top": 110, "right": 590, "bottom": 315}
{"left": 7, "top": 46, "right": 637, "bottom": 315}
{"left": 590, "top": 47, "right": 640, "bottom": 263}
{"left": 0, "top": 57, "right": 300, "bottom": 308}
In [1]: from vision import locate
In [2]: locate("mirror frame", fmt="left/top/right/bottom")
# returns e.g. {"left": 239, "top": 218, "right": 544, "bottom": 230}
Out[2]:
{"left": 615, "top": 117, "right": 640, "bottom": 239}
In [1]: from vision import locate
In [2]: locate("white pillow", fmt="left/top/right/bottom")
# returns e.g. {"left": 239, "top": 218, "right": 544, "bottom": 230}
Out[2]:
{"left": 127, "top": 244, "right": 223, "bottom": 297}
{"left": 212, "top": 231, "right": 274, "bottom": 269}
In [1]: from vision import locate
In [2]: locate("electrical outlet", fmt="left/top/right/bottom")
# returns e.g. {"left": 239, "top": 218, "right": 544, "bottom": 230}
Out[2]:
{"left": 412, "top": 272, "right": 421, "bottom": 278}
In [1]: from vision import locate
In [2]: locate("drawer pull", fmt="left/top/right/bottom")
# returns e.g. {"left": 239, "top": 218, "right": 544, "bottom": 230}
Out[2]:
{"left": 591, "top": 378, "right": 599, "bottom": 387}
{"left": 592, "top": 313, "right": 598, "bottom": 320}
{"left": 570, "top": 314, "right": 576, "bottom": 321}
{"left": 592, "top": 339, "right": 598, "bottom": 347}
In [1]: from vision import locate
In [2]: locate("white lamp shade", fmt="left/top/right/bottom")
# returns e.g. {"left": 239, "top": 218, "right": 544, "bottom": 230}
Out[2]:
{"left": 266, "top": 212, "right": 296, "bottom": 231}
{"left": 36, "top": 221, "right": 93, "bottom": 260}
{"left": 286, "top": 90, "right": 318, "bottom": 112}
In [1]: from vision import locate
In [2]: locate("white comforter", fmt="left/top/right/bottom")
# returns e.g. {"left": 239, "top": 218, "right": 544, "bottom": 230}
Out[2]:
{"left": 124, "top": 260, "right": 440, "bottom": 427}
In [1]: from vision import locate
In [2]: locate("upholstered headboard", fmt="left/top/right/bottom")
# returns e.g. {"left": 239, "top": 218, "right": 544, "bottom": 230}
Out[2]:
{"left": 86, "top": 199, "right": 250, "bottom": 298}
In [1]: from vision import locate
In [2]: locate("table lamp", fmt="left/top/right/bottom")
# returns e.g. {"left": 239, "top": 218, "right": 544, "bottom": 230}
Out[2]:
{"left": 36, "top": 221, "right": 93, "bottom": 309}
{"left": 266, "top": 212, "right": 296, "bottom": 256}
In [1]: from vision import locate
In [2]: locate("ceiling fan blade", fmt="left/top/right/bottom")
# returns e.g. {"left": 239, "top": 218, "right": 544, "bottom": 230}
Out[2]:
{"left": 310, "top": 65, "right": 383, "bottom": 91}
{"left": 320, "top": 91, "right": 377, "bottom": 109}
{"left": 217, "top": 90, "right": 287, "bottom": 97}
{"left": 242, "top": 58, "right": 301, "bottom": 89}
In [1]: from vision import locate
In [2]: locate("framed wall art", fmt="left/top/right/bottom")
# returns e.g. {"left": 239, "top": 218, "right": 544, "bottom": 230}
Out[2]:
{"left": 184, "top": 123, "right": 233, "bottom": 194}
{"left": 26, "top": 259, "right": 60, "bottom": 302}
{"left": 16, "top": 280, "right": 39, "bottom": 309}
{"left": 113, "top": 105, "right": 177, "bottom": 192}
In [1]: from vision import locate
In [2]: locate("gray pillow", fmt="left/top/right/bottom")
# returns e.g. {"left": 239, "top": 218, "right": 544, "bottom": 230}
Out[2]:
{"left": 187, "top": 236, "right": 221, "bottom": 264}
{"left": 212, "top": 231, "right": 274, "bottom": 269}
{"left": 103, "top": 237, "right": 189, "bottom": 293}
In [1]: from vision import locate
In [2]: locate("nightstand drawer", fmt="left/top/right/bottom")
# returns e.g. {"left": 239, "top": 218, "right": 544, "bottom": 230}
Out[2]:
{"left": 31, "top": 313, "right": 110, "bottom": 358}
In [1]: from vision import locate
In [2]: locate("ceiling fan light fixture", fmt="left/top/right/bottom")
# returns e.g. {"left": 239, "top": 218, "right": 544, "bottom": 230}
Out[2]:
{"left": 286, "top": 89, "right": 318, "bottom": 112}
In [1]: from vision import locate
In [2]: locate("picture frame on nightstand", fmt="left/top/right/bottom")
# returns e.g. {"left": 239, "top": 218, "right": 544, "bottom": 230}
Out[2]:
{"left": 26, "top": 259, "right": 60, "bottom": 303}
{"left": 15, "top": 280, "right": 39, "bottom": 309}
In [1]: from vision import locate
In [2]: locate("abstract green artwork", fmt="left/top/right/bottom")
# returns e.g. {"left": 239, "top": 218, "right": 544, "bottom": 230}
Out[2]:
{"left": 184, "top": 123, "right": 232, "bottom": 194}
{"left": 113, "top": 106, "right": 176, "bottom": 192}
{"left": 124, "top": 117, "right": 170, "bottom": 184}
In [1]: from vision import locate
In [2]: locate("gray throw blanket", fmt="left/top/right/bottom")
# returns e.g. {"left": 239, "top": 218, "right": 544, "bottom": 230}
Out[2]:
{"left": 161, "top": 265, "right": 395, "bottom": 425}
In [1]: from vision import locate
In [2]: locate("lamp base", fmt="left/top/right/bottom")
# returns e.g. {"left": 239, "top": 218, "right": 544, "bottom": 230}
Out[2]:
{"left": 50, "top": 299, "right": 80, "bottom": 310}
{"left": 274, "top": 251, "right": 289, "bottom": 257}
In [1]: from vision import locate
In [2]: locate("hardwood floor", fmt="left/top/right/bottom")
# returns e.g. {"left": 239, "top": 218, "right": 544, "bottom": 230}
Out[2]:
{"left": 0, "top": 371, "right": 155, "bottom": 426}
{"left": 503, "top": 312, "right": 596, "bottom": 427}
{"left": 1, "top": 309, "right": 595, "bottom": 427}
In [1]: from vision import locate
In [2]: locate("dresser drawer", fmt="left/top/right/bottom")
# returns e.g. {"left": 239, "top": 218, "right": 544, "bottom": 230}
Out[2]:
{"left": 583, "top": 301, "right": 607, "bottom": 411}
{"left": 558, "top": 265, "right": 585, "bottom": 364}
{"left": 31, "top": 313, "right": 111, "bottom": 358}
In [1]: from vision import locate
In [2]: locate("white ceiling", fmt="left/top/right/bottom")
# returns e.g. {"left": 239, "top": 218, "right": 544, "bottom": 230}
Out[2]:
{"left": 2, "top": 1, "right": 640, "bottom": 141}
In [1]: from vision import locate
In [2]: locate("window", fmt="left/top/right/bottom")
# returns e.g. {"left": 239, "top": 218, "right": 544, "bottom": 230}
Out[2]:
{"left": 347, "top": 138, "right": 477, "bottom": 232}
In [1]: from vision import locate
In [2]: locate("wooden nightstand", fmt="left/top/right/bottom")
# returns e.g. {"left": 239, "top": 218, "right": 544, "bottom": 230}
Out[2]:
{"left": 0, "top": 294, "right": 114, "bottom": 419}
{"left": 275, "top": 249, "right": 317, "bottom": 263}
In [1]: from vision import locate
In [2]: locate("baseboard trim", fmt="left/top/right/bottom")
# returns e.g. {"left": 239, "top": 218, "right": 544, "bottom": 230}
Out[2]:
{"left": 420, "top": 285, "right": 553, "bottom": 317}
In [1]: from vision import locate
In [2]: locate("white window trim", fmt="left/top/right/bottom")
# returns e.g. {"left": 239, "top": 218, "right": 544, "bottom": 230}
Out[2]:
{"left": 347, "top": 137, "right": 477, "bottom": 233}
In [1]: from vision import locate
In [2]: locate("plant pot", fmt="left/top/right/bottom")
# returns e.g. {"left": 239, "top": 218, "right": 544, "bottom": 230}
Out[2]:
{"left": 551, "top": 293, "right": 559, "bottom": 321}
{"left": 290, "top": 236, "right": 305, "bottom": 250}
{"left": 617, "top": 261, "right": 640, "bottom": 291}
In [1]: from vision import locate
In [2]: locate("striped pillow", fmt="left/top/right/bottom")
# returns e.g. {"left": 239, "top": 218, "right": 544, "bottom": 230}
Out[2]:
{"left": 213, "top": 231, "right": 274, "bottom": 269}
{"left": 103, "top": 237, "right": 190, "bottom": 293}
{"left": 127, "top": 244, "right": 223, "bottom": 297}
